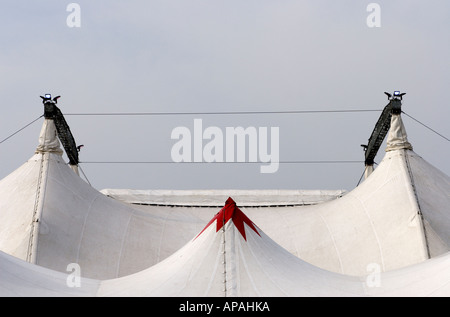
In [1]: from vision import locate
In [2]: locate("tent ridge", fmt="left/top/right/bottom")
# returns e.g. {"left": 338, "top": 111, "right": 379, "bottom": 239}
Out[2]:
{"left": 390, "top": 113, "right": 431, "bottom": 259}
{"left": 27, "top": 152, "right": 49, "bottom": 263}
{"left": 403, "top": 149, "right": 432, "bottom": 259}
{"left": 28, "top": 119, "right": 63, "bottom": 264}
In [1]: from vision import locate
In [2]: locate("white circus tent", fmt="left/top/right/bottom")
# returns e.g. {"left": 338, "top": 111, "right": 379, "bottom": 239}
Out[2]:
{"left": 104, "top": 115, "right": 450, "bottom": 276}
{"left": 0, "top": 102, "right": 449, "bottom": 296}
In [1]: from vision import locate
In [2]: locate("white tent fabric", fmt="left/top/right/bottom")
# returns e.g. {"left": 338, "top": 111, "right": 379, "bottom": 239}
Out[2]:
{"left": 1, "top": 197, "right": 450, "bottom": 297}
{"left": 98, "top": 197, "right": 450, "bottom": 297}
{"left": 35, "top": 119, "right": 64, "bottom": 155}
{"left": 385, "top": 113, "right": 413, "bottom": 152}
{"left": 97, "top": 198, "right": 366, "bottom": 297}
{"left": 0, "top": 112, "right": 449, "bottom": 296}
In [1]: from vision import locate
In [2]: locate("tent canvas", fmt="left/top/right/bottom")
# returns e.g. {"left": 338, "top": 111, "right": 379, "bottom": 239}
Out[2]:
{"left": 0, "top": 110, "right": 449, "bottom": 296}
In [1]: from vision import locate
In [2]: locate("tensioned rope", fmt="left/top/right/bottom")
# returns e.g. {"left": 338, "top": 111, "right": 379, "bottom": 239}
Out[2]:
{"left": 63, "top": 109, "right": 381, "bottom": 116}
{"left": 80, "top": 160, "right": 364, "bottom": 164}
{"left": 402, "top": 111, "right": 449, "bottom": 142}
{"left": 62, "top": 110, "right": 450, "bottom": 143}
{"left": 2, "top": 109, "right": 447, "bottom": 192}
{"left": 0, "top": 115, "right": 43, "bottom": 145}
{"left": 1, "top": 110, "right": 448, "bottom": 154}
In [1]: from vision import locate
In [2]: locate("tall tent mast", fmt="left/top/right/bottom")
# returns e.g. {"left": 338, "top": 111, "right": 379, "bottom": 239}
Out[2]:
{"left": 361, "top": 91, "right": 405, "bottom": 178}
{"left": 40, "top": 94, "right": 80, "bottom": 169}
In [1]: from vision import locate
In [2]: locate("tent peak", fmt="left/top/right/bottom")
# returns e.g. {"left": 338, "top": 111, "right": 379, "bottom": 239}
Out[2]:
{"left": 35, "top": 119, "right": 63, "bottom": 156}
{"left": 385, "top": 113, "right": 413, "bottom": 152}
{"left": 195, "top": 197, "right": 260, "bottom": 241}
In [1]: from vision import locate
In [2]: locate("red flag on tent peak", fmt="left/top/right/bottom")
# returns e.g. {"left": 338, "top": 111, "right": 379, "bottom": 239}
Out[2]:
{"left": 195, "top": 197, "right": 260, "bottom": 241}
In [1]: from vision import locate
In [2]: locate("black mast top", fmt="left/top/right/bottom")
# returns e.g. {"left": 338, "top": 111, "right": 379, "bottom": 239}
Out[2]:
{"left": 40, "top": 94, "right": 79, "bottom": 166}
{"left": 362, "top": 91, "right": 405, "bottom": 166}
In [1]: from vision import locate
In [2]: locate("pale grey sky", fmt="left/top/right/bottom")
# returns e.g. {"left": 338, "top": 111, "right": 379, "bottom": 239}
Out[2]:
{"left": 0, "top": 1, "right": 449, "bottom": 191}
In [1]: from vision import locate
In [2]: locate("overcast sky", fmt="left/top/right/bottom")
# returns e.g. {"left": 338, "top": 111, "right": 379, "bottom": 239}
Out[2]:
{"left": 0, "top": 1, "right": 449, "bottom": 191}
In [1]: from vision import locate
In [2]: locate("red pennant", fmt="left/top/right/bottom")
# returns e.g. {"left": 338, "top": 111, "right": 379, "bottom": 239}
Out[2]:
{"left": 195, "top": 197, "right": 260, "bottom": 241}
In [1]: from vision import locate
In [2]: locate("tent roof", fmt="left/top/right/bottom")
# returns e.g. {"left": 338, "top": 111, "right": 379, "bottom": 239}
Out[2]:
{"left": 0, "top": 111, "right": 449, "bottom": 296}
{"left": 2, "top": 197, "right": 450, "bottom": 296}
